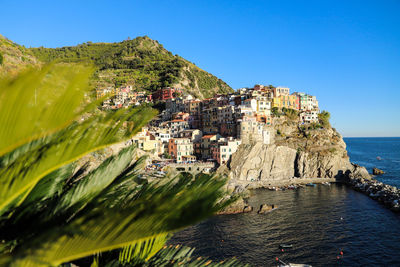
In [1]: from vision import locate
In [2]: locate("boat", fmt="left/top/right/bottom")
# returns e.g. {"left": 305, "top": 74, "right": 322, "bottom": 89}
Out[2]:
{"left": 276, "top": 258, "right": 312, "bottom": 267}
{"left": 322, "top": 182, "right": 331, "bottom": 186}
{"left": 278, "top": 264, "right": 312, "bottom": 267}
{"left": 305, "top": 183, "right": 316, "bottom": 187}
{"left": 279, "top": 244, "right": 293, "bottom": 249}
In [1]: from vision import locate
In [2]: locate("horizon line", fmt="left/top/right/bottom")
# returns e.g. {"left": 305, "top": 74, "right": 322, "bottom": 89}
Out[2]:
{"left": 343, "top": 136, "right": 400, "bottom": 138}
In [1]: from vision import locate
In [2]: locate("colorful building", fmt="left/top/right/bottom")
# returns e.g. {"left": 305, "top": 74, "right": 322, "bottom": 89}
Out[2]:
{"left": 168, "top": 138, "right": 194, "bottom": 163}
{"left": 210, "top": 138, "right": 242, "bottom": 165}
{"left": 272, "top": 94, "right": 299, "bottom": 110}
{"left": 201, "top": 134, "right": 221, "bottom": 160}
{"left": 152, "top": 87, "right": 182, "bottom": 101}
{"left": 292, "top": 92, "right": 319, "bottom": 111}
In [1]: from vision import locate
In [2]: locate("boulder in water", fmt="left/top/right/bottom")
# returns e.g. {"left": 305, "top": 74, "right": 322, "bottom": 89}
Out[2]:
{"left": 257, "top": 204, "right": 276, "bottom": 214}
{"left": 243, "top": 205, "right": 253, "bottom": 213}
{"left": 373, "top": 167, "right": 385, "bottom": 175}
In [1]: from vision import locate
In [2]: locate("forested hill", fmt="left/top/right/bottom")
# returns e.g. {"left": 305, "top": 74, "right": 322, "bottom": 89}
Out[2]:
{"left": 29, "top": 36, "right": 233, "bottom": 98}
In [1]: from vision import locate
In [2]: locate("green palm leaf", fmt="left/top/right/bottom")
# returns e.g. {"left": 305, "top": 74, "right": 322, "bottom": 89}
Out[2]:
{"left": 117, "top": 244, "right": 248, "bottom": 267}
{"left": 0, "top": 104, "right": 156, "bottom": 216}
{"left": 7, "top": 174, "right": 231, "bottom": 266}
{"left": 0, "top": 64, "right": 93, "bottom": 157}
{"left": 54, "top": 146, "right": 136, "bottom": 214}
{"left": 118, "top": 233, "right": 169, "bottom": 265}
{"left": 0, "top": 64, "right": 235, "bottom": 267}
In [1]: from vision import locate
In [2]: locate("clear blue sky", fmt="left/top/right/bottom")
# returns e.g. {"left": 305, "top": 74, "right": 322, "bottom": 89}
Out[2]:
{"left": 1, "top": 0, "right": 399, "bottom": 137}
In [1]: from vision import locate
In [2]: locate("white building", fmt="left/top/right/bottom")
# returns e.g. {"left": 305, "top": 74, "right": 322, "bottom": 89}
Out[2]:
{"left": 218, "top": 138, "right": 242, "bottom": 165}
{"left": 243, "top": 99, "right": 258, "bottom": 113}
{"left": 274, "top": 87, "right": 290, "bottom": 97}
{"left": 300, "top": 110, "right": 319, "bottom": 123}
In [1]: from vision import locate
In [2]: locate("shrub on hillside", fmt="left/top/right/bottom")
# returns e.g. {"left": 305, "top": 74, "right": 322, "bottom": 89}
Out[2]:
{"left": 318, "top": 110, "right": 331, "bottom": 127}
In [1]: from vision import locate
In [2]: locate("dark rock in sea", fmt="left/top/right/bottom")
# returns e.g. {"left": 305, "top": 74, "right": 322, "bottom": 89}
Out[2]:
{"left": 373, "top": 167, "right": 385, "bottom": 175}
{"left": 243, "top": 205, "right": 253, "bottom": 213}
{"left": 257, "top": 204, "right": 277, "bottom": 214}
{"left": 218, "top": 197, "right": 253, "bottom": 215}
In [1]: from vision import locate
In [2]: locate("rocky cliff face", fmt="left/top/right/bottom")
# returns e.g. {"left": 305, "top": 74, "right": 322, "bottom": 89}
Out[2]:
{"left": 226, "top": 116, "right": 370, "bottom": 186}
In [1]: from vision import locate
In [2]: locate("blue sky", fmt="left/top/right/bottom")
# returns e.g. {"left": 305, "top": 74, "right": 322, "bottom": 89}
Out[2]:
{"left": 1, "top": 0, "right": 399, "bottom": 137}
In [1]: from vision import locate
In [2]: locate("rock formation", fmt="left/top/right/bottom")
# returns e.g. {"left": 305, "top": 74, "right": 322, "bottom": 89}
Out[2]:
{"left": 217, "top": 197, "right": 253, "bottom": 215}
{"left": 373, "top": 167, "right": 385, "bottom": 175}
{"left": 225, "top": 116, "right": 371, "bottom": 186}
{"left": 347, "top": 177, "right": 400, "bottom": 212}
{"left": 257, "top": 204, "right": 277, "bottom": 214}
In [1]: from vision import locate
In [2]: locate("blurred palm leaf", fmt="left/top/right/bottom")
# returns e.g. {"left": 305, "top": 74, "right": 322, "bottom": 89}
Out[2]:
{"left": 4, "top": 150, "right": 231, "bottom": 266}
{"left": 0, "top": 64, "right": 236, "bottom": 267}
{"left": 0, "top": 64, "right": 93, "bottom": 157}
{"left": 119, "top": 233, "right": 169, "bottom": 265}
{"left": 107, "top": 244, "right": 248, "bottom": 267}
{"left": 0, "top": 96, "right": 156, "bottom": 216}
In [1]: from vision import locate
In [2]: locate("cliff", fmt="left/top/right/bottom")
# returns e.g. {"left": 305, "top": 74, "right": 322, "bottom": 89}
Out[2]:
{"left": 226, "top": 115, "right": 370, "bottom": 187}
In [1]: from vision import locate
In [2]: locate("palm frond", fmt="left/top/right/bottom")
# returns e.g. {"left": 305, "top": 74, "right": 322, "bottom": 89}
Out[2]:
{"left": 115, "top": 244, "right": 248, "bottom": 267}
{"left": 0, "top": 106, "right": 156, "bottom": 216}
{"left": 8, "top": 174, "right": 231, "bottom": 266}
{"left": 53, "top": 146, "right": 136, "bottom": 214}
{"left": 119, "top": 233, "right": 169, "bottom": 265}
{"left": 20, "top": 163, "right": 75, "bottom": 206}
{"left": 0, "top": 64, "right": 93, "bottom": 157}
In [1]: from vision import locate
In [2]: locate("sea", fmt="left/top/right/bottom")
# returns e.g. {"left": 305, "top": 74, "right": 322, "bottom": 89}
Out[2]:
{"left": 170, "top": 137, "right": 400, "bottom": 266}
{"left": 344, "top": 137, "right": 400, "bottom": 188}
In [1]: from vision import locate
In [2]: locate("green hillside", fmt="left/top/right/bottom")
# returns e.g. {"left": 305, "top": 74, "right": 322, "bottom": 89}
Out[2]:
{"left": 0, "top": 35, "right": 38, "bottom": 78}
{"left": 30, "top": 36, "right": 232, "bottom": 98}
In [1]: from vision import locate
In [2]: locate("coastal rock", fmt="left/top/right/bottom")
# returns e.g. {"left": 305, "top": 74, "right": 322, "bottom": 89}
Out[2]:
{"left": 243, "top": 205, "right": 253, "bottom": 213}
{"left": 228, "top": 143, "right": 369, "bottom": 184}
{"left": 218, "top": 197, "right": 253, "bottom": 215}
{"left": 373, "top": 167, "right": 385, "bottom": 175}
{"left": 257, "top": 204, "right": 276, "bottom": 214}
{"left": 230, "top": 143, "right": 297, "bottom": 181}
{"left": 226, "top": 118, "right": 371, "bottom": 186}
{"left": 347, "top": 177, "right": 400, "bottom": 212}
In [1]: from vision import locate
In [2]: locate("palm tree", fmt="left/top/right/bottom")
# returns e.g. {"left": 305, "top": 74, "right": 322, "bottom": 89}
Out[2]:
{"left": 0, "top": 65, "right": 242, "bottom": 266}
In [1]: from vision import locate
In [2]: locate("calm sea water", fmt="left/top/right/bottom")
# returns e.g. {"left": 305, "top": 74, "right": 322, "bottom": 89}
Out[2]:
{"left": 344, "top": 137, "right": 400, "bottom": 188}
{"left": 170, "top": 138, "right": 400, "bottom": 266}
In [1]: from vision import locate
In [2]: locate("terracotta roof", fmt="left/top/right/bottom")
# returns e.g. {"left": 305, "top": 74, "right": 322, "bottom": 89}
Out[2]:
{"left": 202, "top": 134, "right": 216, "bottom": 139}
{"left": 171, "top": 119, "right": 185, "bottom": 122}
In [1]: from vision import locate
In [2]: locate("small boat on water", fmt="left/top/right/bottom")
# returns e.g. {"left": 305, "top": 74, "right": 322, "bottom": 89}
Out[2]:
{"left": 276, "top": 258, "right": 312, "bottom": 267}
{"left": 322, "top": 182, "right": 331, "bottom": 186}
{"left": 306, "top": 183, "right": 316, "bottom": 187}
{"left": 279, "top": 244, "right": 293, "bottom": 249}
{"left": 278, "top": 264, "right": 312, "bottom": 267}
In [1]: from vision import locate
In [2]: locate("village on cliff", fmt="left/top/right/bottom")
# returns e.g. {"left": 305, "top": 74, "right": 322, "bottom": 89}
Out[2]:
{"left": 96, "top": 84, "right": 321, "bottom": 173}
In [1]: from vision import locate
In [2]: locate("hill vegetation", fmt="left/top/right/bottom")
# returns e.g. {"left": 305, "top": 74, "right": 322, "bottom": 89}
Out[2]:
{"left": 0, "top": 34, "right": 39, "bottom": 77}
{"left": 30, "top": 36, "right": 232, "bottom": 98}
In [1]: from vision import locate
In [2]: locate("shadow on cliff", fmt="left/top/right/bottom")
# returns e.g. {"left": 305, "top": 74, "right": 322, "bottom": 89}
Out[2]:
{"left": 334, "top": 170, "right": 352, "bottom": 183}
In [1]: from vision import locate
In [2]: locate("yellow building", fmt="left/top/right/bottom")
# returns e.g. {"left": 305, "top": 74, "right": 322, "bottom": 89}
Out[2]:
{"left": 132, "top": 128, "right": 164, "bottom": 155}
{"left": 272, "top": 95, "right": 299, "bottom": 110}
